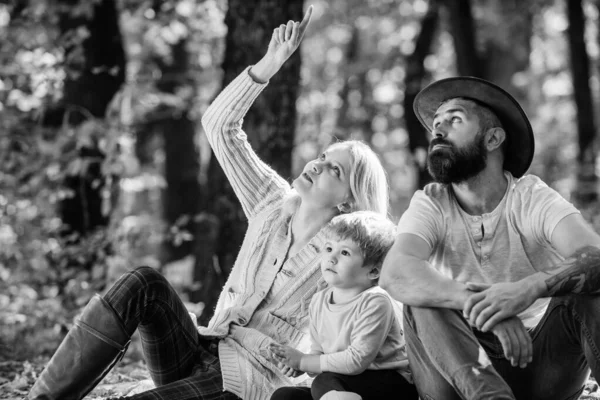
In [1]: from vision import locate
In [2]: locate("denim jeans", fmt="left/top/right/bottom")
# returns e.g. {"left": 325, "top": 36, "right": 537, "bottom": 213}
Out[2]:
{"left": 404, "top": 295, "right": 600, "bottom": 400}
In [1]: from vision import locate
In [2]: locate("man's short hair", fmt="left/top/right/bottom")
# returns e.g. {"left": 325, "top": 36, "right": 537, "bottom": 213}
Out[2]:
{"left": 323, "top": 211, "right": 396, "bottom": 273}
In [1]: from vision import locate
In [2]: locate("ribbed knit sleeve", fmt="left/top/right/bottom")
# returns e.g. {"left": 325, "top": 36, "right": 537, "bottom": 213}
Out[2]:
{"left": 309, "top": 294, "right": 324, "bottom": 356}
{"left": 201, "top": 67, "right": 291, "bottom": 219}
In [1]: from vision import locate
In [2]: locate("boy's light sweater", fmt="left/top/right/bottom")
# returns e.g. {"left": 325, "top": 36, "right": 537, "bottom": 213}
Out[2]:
{"left": 199, "top": 68, "right": 328, "bottom": 399}
{"left": 309, "top": 286, "right": 412, "bottom": 382}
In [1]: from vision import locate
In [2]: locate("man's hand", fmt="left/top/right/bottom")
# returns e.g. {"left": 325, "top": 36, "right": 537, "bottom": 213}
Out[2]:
{"left": 250, "top": 5, "right": 313, "bottom": 82}
{"left": 490, "top": 316, "right": 533, "bottom": 368}
{"left": 269, "top": 342, "right": 305, "bottom": 370}
{"left": 463, "top": 280, "right": 540, "bottom": 332}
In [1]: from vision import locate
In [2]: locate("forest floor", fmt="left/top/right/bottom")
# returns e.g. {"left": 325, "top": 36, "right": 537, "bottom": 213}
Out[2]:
{"left": 0, "top": 358, "right": 599, "bottom": 399}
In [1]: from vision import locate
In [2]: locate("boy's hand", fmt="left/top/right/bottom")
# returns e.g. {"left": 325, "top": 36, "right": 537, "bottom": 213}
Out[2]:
{"left": 276, "top": 361, "right": 304, "bottom": 378}
{"left": 269, "top": 342, "right": 305, "bottom": 370}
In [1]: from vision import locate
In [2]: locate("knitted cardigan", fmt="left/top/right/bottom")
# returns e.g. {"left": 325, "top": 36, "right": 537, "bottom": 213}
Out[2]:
{"left": 199, "top": 67, "right": 327, "bottom": 400}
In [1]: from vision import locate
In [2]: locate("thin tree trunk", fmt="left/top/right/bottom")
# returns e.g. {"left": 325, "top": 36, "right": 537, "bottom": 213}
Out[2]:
{"left": 155, "top": 39, "right": 202, "bottom": 262}
{"left": 444, "top": 0, "right": 482, "bottom": 77}
{"left": 335, "top": 26, "right": 361, "bottom": 139}
{"left": 404, "top": 1, "right": 439, "bottom": 188}
{"left": 335, "top": 25, "right": 381, "bottom": 144}
{"left": 568, "top": 0, "right": 597, "bottom": 203}
{"left": 59, "top": 0, "right": 126, "bottom": 122}
{"left": 56, "top": 0, "right": 126, "bottom": 235}
{"left": 192, "top": 0, "right": 304, "bottom": 324}
{"left": 478, "top": 0, "right": 532, "bottom": 104}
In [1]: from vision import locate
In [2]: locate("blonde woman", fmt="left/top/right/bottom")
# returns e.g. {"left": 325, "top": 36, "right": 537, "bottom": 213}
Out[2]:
{"left": 29, "top": 6, "right": 390, "bottom": 400}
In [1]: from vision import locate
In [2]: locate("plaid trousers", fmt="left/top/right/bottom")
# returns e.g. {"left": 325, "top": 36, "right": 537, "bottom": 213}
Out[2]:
{"left": 103, "top": 266, "right": 240, "bottom": 400}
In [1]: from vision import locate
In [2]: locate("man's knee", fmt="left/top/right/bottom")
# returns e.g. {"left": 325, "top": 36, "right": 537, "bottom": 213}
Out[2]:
{"left": 405, "top": 305, "right": 464, "bottom": 332}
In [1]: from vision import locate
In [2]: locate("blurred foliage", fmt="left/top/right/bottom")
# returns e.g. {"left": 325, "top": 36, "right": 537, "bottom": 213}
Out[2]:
{"left": 0, "top": 0, "right": 227, "bottom": 361}
{"left": 2, "top": 0, "right": 600, "bottom": 377}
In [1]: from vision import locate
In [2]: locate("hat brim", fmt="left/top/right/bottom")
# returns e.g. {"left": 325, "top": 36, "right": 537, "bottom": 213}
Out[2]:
{"left": 413, "top": 76, "right": 534, "bottom": 178}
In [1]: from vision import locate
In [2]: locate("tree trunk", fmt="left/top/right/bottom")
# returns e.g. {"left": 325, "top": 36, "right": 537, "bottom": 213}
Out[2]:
{"left": 192, "top": 0, "right": 304, "bottom": 324}
{"left": 444, "top": 0, "right": 482, "bottom": 77}
{"left": 334, "top": 26, "right": 376, "bottom": 144}
{"left": 155, "top": 39, "right": 202, "bottom": 262}
{"left": 568, "top": 0, "right": 597, "bottom": 203}
{"left": 404, "top": 1, "right": 439, "bottom": 189}
{"left": 478, "top": 0, "right": 532, "bottom": 104}
{"left": 335, "top": 26, "right": 362, "bottom": 139}
{"left": 56, "top": 0, "right": 126, "bottom": 236}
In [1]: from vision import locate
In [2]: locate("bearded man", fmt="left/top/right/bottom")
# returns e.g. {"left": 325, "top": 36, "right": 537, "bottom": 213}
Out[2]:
{"left": 380, "top": 77, "right": 600, "bottom": 400}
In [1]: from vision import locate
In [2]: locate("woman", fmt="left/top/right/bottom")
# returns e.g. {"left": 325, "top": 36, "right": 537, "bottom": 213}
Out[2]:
{"left": 28, "top": 6, "right": 390, "bottom": 400}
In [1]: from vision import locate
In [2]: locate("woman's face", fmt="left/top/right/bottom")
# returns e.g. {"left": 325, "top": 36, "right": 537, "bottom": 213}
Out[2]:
{"left": 293, "top": 145, "right": 353, "bottom": 210}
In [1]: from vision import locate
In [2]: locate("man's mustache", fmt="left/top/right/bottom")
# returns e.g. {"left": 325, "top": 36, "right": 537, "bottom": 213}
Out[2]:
{"left": 429, "top": 138, "right": 453, "bottom": 149}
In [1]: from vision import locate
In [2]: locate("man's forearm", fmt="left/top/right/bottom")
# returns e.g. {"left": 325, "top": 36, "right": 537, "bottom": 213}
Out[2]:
{"left": 380, "top": 255, "right": 471, "bottom": 309}
{"left": 544, "top": 245, "right": 600, "bottom": 296}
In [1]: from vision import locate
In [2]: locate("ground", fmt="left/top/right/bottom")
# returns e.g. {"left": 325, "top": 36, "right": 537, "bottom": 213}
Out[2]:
{"left": 1, "top": 358, "right": 599, "bottom": 399}
{"left": 0, "top": 358, "right": 155, "bottom": 399}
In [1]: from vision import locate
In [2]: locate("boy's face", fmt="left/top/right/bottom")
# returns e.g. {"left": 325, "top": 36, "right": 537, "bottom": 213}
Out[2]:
{"left": 321, "top": 237, "right": 374, "bottom": 290}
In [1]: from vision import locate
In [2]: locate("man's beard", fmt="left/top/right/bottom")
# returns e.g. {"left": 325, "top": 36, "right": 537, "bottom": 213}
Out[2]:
{"left": 426, "top": 133, "right": 487, "bottom": 185}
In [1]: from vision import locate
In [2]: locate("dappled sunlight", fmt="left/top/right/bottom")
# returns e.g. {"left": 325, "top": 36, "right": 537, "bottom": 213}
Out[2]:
{"left": 1, "top": 1, "right": 600, "bottom": 397}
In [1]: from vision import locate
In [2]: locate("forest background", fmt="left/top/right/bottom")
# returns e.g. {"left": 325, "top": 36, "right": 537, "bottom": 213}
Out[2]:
{"left": 1, "top": 0, "right": 600, "bottom": 398}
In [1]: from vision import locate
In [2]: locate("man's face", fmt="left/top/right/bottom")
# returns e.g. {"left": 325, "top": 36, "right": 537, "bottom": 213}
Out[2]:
{"left": 427, "top": 98, "right": 488, "bottom": 184}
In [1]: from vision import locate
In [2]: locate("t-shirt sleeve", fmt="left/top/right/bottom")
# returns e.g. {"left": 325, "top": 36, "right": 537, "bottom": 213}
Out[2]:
{"left": 522, "top": 179, "right": 580, "bottom": 246}
{"left": 396, "top": 189, "right": 443, "bottom": 250}
{"left": 319, "top": 294, "right": 394, "bottom": 375}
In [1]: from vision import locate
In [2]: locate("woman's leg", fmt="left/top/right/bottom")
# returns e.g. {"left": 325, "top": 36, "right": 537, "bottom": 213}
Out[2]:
{"left": 311, "top": 370, "right": 418, "bottom": 400}
{"left": 29, "top": 266, "right": 203, "bottom": 400}
{"left": 104, "top": 266, "right": 201, "bottom": 384}
{"left": 124, "top": 347, "right": 239, "bottom": 400}
{"left": 104, "top": 266, "right": 239, "bottom": 399}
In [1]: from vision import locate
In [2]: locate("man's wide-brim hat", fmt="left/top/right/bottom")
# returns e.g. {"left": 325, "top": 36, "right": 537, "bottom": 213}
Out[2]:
{"left": 413, "top": 76, "right": 534, "bottom": 178}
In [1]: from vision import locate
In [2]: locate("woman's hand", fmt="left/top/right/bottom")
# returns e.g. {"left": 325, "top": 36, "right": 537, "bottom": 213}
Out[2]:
{"left": 250, "top": 5, "right": 313, "bottom": 82}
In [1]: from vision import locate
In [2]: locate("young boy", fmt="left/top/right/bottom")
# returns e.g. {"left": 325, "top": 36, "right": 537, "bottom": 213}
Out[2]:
{"left": 269, "top": 211, "right": 417, "bottom": 400}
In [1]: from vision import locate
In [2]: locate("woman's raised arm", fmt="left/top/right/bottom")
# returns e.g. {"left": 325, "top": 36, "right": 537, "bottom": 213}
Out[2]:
{"left": 201, "top": 7, "right": 313, "bottom": 219}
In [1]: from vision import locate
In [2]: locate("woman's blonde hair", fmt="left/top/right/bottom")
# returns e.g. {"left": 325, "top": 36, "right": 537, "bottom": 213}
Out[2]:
{"left": 328, "top": 140, "right": 389, "bottom": 216}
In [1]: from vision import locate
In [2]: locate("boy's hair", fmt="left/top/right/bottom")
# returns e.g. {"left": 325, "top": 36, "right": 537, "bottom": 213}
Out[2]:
{"left": 323, "top": 211, "right": 396, "bottom": 274}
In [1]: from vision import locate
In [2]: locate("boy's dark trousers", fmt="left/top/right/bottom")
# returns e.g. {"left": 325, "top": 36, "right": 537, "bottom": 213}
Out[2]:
{"left": 270, "top": 369, "right": 418, "bottom": 400}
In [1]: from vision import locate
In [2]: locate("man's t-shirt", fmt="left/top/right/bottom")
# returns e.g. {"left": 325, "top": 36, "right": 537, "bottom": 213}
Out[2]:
{"left": 397, "top": 172, "right": 579, "bottom": 329}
